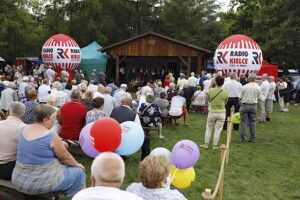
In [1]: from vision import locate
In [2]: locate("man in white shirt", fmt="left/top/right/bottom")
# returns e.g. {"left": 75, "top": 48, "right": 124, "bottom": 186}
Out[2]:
{"left": 223, "top": 72, "right": 242, "bottom": 130}
{"left": 258, "top": 74, "right": 270, "bottom": 122}
{"left": 265, "top": 76, "right": 276, "bottom": 121}
{"left": 239, "top": 73, "right": 261, "bottom": 143}
{"left": 188, "top": 72, "right": 198, "bottom": 93}
{"left": 38, "top": 79, "right": 51, "bottom": 104}
{"left": 203, "top": 74, "right": 212, "bottom": 93}
{"left": 0, "top": 82, "right": 18, "bottom": 112}
{"left": 169, "top": 90, "right": 188, "bottom": 127}
{"left": 44, "top": 66, "right": 56, "bottom": 82}
{"left": 72, "top": 152, "right": 142, "bottom": 200}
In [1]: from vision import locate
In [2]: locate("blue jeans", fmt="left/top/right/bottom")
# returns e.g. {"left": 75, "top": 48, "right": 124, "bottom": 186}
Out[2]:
{"left": 240, "top": 104, "right": 257, "bottom": 142}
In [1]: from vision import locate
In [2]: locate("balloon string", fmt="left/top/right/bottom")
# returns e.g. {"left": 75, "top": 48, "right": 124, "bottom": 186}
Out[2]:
{"left": 170, "top": 167, "right": 178, "bottom": 183}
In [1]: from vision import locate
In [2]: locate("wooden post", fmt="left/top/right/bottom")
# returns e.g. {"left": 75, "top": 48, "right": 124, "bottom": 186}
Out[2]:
{"left": 202, "top": 188, "right": 212, "bottom": 200}
{"left": 188, "top": 56, "right": 191, "bottom": 75}
{"left": 218, "top": 145, "right": 226, "bottom": 200}
{"left": 226, "top": 116, "right": 232, "bottom": 164}
{"left": 198, "top": 54, "right": 203, "bottom": 73}
{"left": 115, "top": 55, "right": 120, "bottom": 85}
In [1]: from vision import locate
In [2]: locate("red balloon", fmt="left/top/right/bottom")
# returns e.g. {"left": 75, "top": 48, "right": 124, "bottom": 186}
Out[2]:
{"left": 90, "top": 118, "right": 122, "bottom": 152}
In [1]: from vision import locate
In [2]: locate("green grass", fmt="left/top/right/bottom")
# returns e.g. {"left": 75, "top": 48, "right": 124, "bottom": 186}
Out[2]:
{"left": 57, "top": 104, "right": 300, "bottom": 199}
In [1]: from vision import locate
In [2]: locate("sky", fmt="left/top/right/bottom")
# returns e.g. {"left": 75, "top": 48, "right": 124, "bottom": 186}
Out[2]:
{"left": 217, "top": 0, "right": 231, "bottom": 12}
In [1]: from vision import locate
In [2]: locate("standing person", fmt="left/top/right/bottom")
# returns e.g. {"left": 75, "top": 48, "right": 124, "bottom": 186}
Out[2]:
{"left": 239, "top": 73, "right": 261, "bottom": 143}
{"left": 0, "top": 102, "right": 26, "bottom": 180}
{"left": 257, "top": 74, "right": 270, "bottom": 123}
{"left": 223, "top": 72, "right": 242, "bottom": 130}
{"left": 0, "top": 82, "right": 18, "bottom": 114}
{"left": 60, "top": 89, "right": 88, "bottom": 140}
{"left": 202, "top": 74, "right": 212, "bottom": 93}
{"left": 38, "top": 79, "right": 51, "bottom": 104}
{"left": 44, "top": 66, "right": 56, "bottom": 82}
{"left": 60, "top": 67, "right": 69, "bottom": 83}
{"left": 265, "top": 76, "right": 276, "bottom": 121}
{"left": 239, "top": 73, "right": 247, "bottom": 85}
{"left": 72, "top": 152, "right": 142, "bottom": 200}
{"left": 188, "top": 72, "right": 198, "bottom": 93}
{"left": 98, "top": 69, "right": 106, "bottom": 86}
{"left": 200, "top": 76, "right": 228, "bottom": 150}
{"left": 18, "top": 76, "right": 30, "bottom": 103}
{"left": 90, "top": 69, "right": 96, "bottom": 82}
{"left": 177, "top": 73, "right": 188, "bottom": 91}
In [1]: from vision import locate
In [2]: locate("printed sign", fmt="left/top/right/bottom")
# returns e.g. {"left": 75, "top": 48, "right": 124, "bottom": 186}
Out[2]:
{"left": 41, "top": 34, "right": 81, "bottom": 71}
{"left": 213, "top": 34, "right": 263, "bottom": 76}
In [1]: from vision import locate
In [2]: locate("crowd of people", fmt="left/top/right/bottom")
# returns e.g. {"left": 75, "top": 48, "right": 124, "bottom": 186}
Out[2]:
{"left": 0, "top": 63, "right": 298, "bottom": 199}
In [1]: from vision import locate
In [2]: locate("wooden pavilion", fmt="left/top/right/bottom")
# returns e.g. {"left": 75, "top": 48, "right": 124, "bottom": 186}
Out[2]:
{"left": 101, "top": 32, "right": 212, "bottom": 84}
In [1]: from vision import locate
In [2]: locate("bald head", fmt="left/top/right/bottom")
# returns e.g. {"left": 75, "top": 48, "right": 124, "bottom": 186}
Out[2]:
{"left": 91, "top": 152, "right": 125, "bottom": 188}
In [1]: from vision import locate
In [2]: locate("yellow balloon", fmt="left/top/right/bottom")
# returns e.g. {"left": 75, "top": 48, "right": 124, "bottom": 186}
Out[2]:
{"left": 170, "top": 165, "right": 196, "bottom": 189}
{"left": 232, "top": 113, "right": 240, "bottom": 124}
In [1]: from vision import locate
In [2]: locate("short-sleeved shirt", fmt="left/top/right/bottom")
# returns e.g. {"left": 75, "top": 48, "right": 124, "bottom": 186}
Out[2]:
{"left": 169, "top": 96, "right": 186, "bottom": 116}
{"left": 60, "top": 101, "right": 88, "bottom": 140}
{"left": 207, "top": 88, "right": 228, "bottom": 112}
{"left": 85, "top": 109, "right": 106, "bottom": 124}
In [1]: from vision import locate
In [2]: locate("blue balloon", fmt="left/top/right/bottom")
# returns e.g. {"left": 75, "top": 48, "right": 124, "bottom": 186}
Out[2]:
{"left": 115, "top": 121, "right": 145, "bottom": 156}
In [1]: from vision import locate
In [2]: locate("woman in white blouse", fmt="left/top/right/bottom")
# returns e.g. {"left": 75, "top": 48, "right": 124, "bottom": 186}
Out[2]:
{"left": 126, "top": 156, "right": 187, "bottom": 200}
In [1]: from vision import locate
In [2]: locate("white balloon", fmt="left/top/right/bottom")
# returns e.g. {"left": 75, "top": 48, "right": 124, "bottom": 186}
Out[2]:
{"left": 150, "top": 147, "right": 172, "bottom": 162}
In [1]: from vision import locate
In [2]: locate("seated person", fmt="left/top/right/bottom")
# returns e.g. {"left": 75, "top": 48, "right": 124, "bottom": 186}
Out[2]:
{"left": 154, "top": 92, "right": 169, "bottom": 117}
{"left": 126, "top": 155, "right": 187, "bottom": 200}
{"left": 60, "top": 89, "right": 88, "bottom": 140}
{"left": 12, "top": 104, "right": 86, "bottom": 197}
{"left": 0, "top": 102, "right": 26, "bottom": 180}
{"left": 86, "top": 97, "right": 106, "bottom": 124}
{"left": 111, "top": 94, "right": 150, "bottom": 160}
{"left": 190, "top": 86, "right": 207, "bottom": 112}
{"left": 139, "top": 94, "right": 164, "bottom": 139}
{"left": 167, "top": 82, "right": 176, "bottom": 101}
{"left": 169, "top": 90, "right": 189, "bottom": 127}
{"left": 73, "top": 152, "right": 142, "bottom": 200}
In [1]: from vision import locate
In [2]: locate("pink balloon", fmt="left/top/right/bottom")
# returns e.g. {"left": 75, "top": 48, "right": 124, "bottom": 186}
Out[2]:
{"left": 79, "top": 123, "right": 100, "bottom": 158}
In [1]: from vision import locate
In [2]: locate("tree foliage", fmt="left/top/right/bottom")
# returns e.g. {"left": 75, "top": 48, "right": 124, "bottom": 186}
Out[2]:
{"left": 0, "top": 0, "right": 298, "bottom": 68}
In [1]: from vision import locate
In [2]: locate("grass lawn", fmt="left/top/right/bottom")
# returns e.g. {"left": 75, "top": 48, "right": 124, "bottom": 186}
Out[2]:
{"left": 63, "top": 103, "right": 300, "bottom": 200}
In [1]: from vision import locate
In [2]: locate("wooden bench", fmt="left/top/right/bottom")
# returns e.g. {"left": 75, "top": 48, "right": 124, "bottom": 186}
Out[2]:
{"left": 162, "top": 115, "right": 182, "bottom": 126}
{"left": 0, "top": 179, "right": 60, "bottom": 200}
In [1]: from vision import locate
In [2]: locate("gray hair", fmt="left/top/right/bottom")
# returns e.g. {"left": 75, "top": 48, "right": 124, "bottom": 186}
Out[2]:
{"left": 91, "top": 152, "right": 125, "bottom": 187}
{"left": 121, "top": 93, "right": 133, "bottom": 107}
{"left": 105, "top": 87, "right": 112, "bottom": 94}
{"left": 71, "top": 89, "right": 81, "bottom": 100}
{"left": 248, "top": 73, "right": 257, "bottom": 82}
{"left": 230, "top": 72, "right": 237, "bottom": 80}
{"left": 240, "top": 73, "right": 245, "bottom": 78}
{"left": 46, "top": 94, "right": 57, "bottom": 105}
{"left": 35, "top": 104, "right": 56, "bottom": 123}
{"left": 146, "top": 93, "right": 154, "bottom": 103}
{"left": 9, "top": 102, "right": 25, "bottom": 117}
{"left": 52, "top": 81, "right": 62, "bottom": 90}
